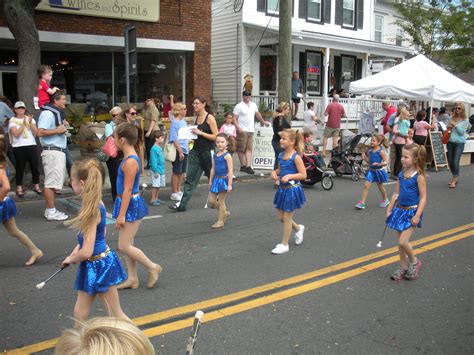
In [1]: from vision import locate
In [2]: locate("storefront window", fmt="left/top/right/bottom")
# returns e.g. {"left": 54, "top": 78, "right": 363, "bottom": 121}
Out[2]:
{"left": 341, "top": 55, "right": 355, "bottom": 92}
{"left": 260, "top": 55, "right": 277, "bottom": 93}
{"left": 305, "top": 52, "right": 322, "bottom": 95}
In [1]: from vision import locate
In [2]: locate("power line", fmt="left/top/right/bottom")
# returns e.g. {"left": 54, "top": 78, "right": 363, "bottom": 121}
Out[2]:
{"left": 211, "top": 2, "right": 279, "bottom": 75}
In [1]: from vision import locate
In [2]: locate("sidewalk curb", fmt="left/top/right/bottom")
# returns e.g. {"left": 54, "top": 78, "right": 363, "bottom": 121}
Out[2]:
{"left": 9, "top": 171, "right": 272, "bottom": 202}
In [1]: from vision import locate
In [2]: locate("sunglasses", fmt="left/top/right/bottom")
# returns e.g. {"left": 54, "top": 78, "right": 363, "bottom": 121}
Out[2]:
{"left": 455, "top": 107, "right": 462, "bottom": 110}
{"left": 111, "top": 114, "right": 119, "bottom": 117}
{"left": 128, "top": 111, "right": 137, "bottom": 116}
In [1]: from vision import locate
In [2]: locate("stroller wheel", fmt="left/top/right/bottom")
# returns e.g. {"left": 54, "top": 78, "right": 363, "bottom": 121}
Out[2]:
{"left": 321, "top": 176, "right": 334, "bottom": 190}
{"left": 351, "top": 173, "right": 360, "bottom": 182}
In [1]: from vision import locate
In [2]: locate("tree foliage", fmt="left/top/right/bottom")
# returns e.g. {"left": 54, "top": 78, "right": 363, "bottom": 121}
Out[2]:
{"left": 394, "top": 0, "right": 474, "bottom": 73}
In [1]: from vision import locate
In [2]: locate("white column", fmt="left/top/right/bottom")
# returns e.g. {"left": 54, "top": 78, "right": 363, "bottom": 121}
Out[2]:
{"left": 323, "top": 47, "right": 330, "bottom": 115}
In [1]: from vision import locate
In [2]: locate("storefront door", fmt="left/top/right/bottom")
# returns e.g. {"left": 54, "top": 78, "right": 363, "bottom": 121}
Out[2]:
{"left": 0, "top": 69, "right": 18, "bottom": 103}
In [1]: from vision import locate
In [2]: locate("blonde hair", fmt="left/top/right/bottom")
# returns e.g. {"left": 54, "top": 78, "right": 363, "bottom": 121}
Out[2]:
{"left": 55, "top": 317, "right": 154, "bottom": 355}
{"left": 279, "top": 129, "right": 304, "bottom": 155}
{"left": 373, "top": 133, "right": 388, "bottom": 149}
{"left": 64, "top": 160, "right": 105, "bottom": 234}
{"left": 171, "top": 102, "right": 185, "bottom": 117}
{"left": 399, "top": 108, "right": 410, "bottom": 121}
{"left": 403, "top": 143, "right": 426, "bottom": 176}
{"left": 453, "top": 102, "right": 466, "bottom": 119}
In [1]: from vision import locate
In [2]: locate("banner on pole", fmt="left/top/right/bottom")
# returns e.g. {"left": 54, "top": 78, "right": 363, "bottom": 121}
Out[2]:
{"left": 251, "top": 126, "right": 274, "bottom": 170}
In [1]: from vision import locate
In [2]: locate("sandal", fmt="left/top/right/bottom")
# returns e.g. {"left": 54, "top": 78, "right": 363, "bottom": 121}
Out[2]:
{"left": 33, "top": 188, "right": 43, "bottom": 195}
{"left": 16, "top": 189, "right": 25, "bottom": 198}
{"left": 449, "top": 182, "right": 457, "bottom": 188}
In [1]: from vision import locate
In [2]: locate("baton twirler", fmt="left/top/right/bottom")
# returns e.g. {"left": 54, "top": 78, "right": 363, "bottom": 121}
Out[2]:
{"left": 185, "top": 310, "right": 204, "bottom": 355}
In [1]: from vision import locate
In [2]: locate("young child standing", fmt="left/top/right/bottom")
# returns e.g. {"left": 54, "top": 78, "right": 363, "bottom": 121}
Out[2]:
{"left": 208, "top": 133, "right": 233, "bottom": 228}
{"left": 149, "top": 130, "right": 165, "bottom": 206}
{"left": 0, "top": 141, "right": 43, "bottom": 265}
{"left": 62, "top": 159, "right": 130, "bottom": 326}
{"left": 386, "top": 143, "right": 427, "bottom": 281}
{"left": 355, "top": 134, "right": 390, "bottom": 209}
{"left": 113, "top": 122, "right": 162, "bottom": 290}
{"left": 218, "top": 112, "right": 237, "bottom": 154}
{"left": 37, "top": 65, "right": 59, "bottom": 109}
{"left": 270, "top": 129, "right": 307, "bottom": 254}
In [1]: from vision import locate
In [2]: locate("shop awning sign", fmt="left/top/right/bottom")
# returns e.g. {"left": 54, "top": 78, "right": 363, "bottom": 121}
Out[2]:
{"left": 36, "top": 0, "right": 160, "bottom": 22}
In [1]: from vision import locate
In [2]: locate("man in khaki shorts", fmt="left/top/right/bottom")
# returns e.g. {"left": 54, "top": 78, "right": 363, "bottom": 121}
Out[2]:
{"left": 233, "top": 90, "right": 270, "bottom": 174}
{"left": 37, "top": 91, "right": 69, "bottom": 221}
{"left": 323, "top": 94, "right": 346, "bottom": 157}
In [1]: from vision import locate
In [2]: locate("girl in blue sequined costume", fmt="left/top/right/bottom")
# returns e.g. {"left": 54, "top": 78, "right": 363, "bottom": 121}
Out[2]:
{"left": 62, "top": 159, "right": 130, "bottom": 326}
{"left": 0, "top": 141, "right": 42, "bottom": 265}
{"left": 112, "top": 122, "right": 162, "bottom": 290}
{"left": 208, "top": 134, "right": 233, "bottom": 228}
{"left": 355, "top": 134, "right": 389, "bottom": 210}
{"left": 386, "top": 143, "right": 427, "bottom": 281}
{"left": 270, "top": 129, "right": 307, "bottom": 255}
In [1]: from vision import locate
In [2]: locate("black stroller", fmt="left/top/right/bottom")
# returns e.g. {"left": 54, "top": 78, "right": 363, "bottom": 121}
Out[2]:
{"left": 302, "top": 153, "right": 334, "bottom": 190}
{"left": 329, "top": 131, "right": 367, "bottom": 181}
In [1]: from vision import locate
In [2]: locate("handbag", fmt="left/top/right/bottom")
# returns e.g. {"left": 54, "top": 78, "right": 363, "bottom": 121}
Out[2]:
{"left": 164, "top": 134, "right": 177, "bottom": 162}
{"left": 102, "top": 135, "right": 118, "bottom": 158}
{"left": 441, "top": 129, "right": 451, "bottom": 144}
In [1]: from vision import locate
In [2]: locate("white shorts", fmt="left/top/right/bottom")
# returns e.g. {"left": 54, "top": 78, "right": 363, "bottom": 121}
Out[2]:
{"left": 41, "top": 149, "right": 66, "bottom": 190}
{"left": 151, "top": 172, "right": 165, "bottom": 188}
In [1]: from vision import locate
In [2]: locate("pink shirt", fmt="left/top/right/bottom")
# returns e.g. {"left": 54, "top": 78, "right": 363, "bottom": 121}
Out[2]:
{"left": 324, "top": 102, "right": 346, "bottom": 128}
{"left": 219, "top": 123, "right": 237, "bottom": 138}
{"left": 414, "top": 120, "right": 430, "bottom": 137}
{"left": 38, "top": 79, "right": 50, "bottom": 108}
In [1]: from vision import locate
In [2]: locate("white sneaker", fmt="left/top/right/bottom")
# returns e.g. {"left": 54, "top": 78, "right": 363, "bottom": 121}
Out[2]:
{"left": 170, "top": 192, "right": 182, "bottom": 201}
{"left": 271, "top": 244, "right": 289, "bottom": 254}
{"left": 178, "top": 191, "right": 183, "bottom": 196}
{"left": 45, "top": 209, "right": 68, "bottom": 221}
{"left": 294, "top": 224, "right": 305, "bottom": 245}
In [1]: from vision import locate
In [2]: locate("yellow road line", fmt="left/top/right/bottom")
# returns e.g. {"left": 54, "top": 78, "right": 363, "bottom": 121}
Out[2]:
{"left": 6, "top": 224, "right": 473, "bottom": 354}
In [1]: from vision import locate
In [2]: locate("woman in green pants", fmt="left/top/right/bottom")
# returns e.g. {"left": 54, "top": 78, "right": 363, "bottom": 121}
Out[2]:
{"left": 170, "top": 96, "right": 218, "bottom": 211}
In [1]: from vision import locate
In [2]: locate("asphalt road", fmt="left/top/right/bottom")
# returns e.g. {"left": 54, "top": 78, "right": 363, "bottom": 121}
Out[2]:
{"left": 1, "top": 166, "right": 473, "bottom": 354}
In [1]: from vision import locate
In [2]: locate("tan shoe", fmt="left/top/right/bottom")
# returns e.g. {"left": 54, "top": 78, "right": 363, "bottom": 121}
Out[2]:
{"left": 147, "top": 264, "right": 162, "bottom": 289}
{"left": 117, "top": 279, "right": 140, "bottom": 290}
{"left": 211, "top": 221, "right": 224, "bottom": 229}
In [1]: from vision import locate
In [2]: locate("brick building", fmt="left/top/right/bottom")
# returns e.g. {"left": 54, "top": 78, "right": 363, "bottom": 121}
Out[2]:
{"left": 0, "top": 0, "right": 211, "bottom": 112}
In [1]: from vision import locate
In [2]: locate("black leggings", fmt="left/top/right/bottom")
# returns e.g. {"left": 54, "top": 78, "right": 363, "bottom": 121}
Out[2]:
{"left": 393, "top": 143, "right": 405, "bottom": 177}
{"left": 13, "top": 145, "right": 40, "bottom": 186}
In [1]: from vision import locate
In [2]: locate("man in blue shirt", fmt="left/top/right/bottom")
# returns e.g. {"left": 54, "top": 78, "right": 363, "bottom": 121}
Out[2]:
{"left": 37, "top": 91, "right": 69, "bottom": 221}
{"left": 291, "top": 71, "right": 304, "bottom": 120}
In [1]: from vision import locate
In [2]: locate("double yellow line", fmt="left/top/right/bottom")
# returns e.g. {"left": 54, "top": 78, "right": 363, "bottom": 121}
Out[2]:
{"left": 8, "top": 223, "right": 473, "bottom": 354}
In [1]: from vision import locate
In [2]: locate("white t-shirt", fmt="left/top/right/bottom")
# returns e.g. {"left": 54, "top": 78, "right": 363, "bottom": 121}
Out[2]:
{"left": 303, "top": 109, "right": 317, "bottom": 127}
{"left": 8, "top": 117, "right": 37, "bottom": 147}
{"left": 233, "top": 101, "right": 258, "bottom": 133}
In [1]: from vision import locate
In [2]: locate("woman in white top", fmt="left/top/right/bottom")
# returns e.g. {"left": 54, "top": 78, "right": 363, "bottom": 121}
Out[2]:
{"left": 303, "top": 102, "right": 320, "bottom": 133}
{"left": 8, "top": 101, "right": 41, "bottom": 197}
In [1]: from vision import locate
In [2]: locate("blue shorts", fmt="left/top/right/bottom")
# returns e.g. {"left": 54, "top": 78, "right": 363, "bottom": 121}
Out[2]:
{"left": 172, "top": 154, "right": 188, "bottom": 174}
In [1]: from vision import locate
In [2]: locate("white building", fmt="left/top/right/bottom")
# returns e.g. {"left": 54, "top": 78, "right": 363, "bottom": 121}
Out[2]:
{"left": 211, "top": 0, "right": 416, "bottom": 105}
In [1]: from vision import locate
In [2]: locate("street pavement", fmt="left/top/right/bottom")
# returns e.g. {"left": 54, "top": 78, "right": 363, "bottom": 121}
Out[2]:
{"left": 1, "top": 165, "right": 473, "bottom": 354}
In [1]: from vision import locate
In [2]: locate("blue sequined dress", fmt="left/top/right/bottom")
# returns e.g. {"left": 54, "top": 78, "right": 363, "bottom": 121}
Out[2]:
{"left": 75, "top": 204, "right": 127, "bottom": 294}
{"left": 386, "top": 171, "right": 423, "bottom": 231}
{"left": 112, "top": 155, "right": 148, "bottom": 222}
{"left": 274, "top": 152, "right": 306, "bottom": 212}
{"left": 210, "top": 152, "right": 230, "bottom": 193}
{"left": 0, "top": 168, "right": 16, "bottom": 222}
{"left": 365, "top": 149, "right": 389, "bottom": 183}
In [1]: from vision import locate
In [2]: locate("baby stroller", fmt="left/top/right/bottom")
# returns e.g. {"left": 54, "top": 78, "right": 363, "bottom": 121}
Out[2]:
{"left": 329, "top": 130, "right": 366, "bottom": 181}
{"left": 302, "top": 153, "right": 334, "bottom": 190}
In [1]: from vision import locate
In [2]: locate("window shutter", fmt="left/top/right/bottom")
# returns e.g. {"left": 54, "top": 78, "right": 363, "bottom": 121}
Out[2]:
{"left": 298, "top": 0, "right": 306, "bottom": 19}
{"left": 334, "top": 56, "right": 342, "bottom": 89}
{"left": 323, "top": 0, "right": 331, "bottom": 24}
{"left": 335, "top": 0, "right": 343, "bottom": 26}
{"left": 356, "top": 58, "right": 363, "bottom": 80}
{"left": 257, "top": 0, "right": 265, "bottom": 12}
{"left": 357, "top": 0, "right": 364, "bottom": 29}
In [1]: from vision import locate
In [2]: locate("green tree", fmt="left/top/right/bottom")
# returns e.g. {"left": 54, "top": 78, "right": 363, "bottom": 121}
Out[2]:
{"left": 394, "top": 0, "right": 474, "bottom": 73}
{"left": 0, "top": 0, "right": 41, "bottom": 111}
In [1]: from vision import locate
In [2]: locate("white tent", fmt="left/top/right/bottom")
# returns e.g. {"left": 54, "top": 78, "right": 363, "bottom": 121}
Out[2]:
{"left": 350, "top": 54, "right": 474, "bottom": 103}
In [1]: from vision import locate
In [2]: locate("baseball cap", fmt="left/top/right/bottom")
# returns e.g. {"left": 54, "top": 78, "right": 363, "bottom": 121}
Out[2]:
{"left": 242, "top": 90, "right": 252, "bottom": 97}
{"left": 14, "top": 101, "right": 26, "bottom": 109}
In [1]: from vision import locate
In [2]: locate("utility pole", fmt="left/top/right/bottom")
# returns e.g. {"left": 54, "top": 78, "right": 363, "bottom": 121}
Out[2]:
{"left": 278, "top": 0, "right": 292, "bottom": 105}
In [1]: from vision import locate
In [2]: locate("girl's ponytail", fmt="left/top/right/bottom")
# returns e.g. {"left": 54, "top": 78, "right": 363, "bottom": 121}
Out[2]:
{"left": 416, "top": 144, "right": 427, "bottom": 176}
{"left": 295, "top": 129, "right": 304, "bottom": 156}
{"left": 65, "top": 159, "right": 105, "bottom": 234}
